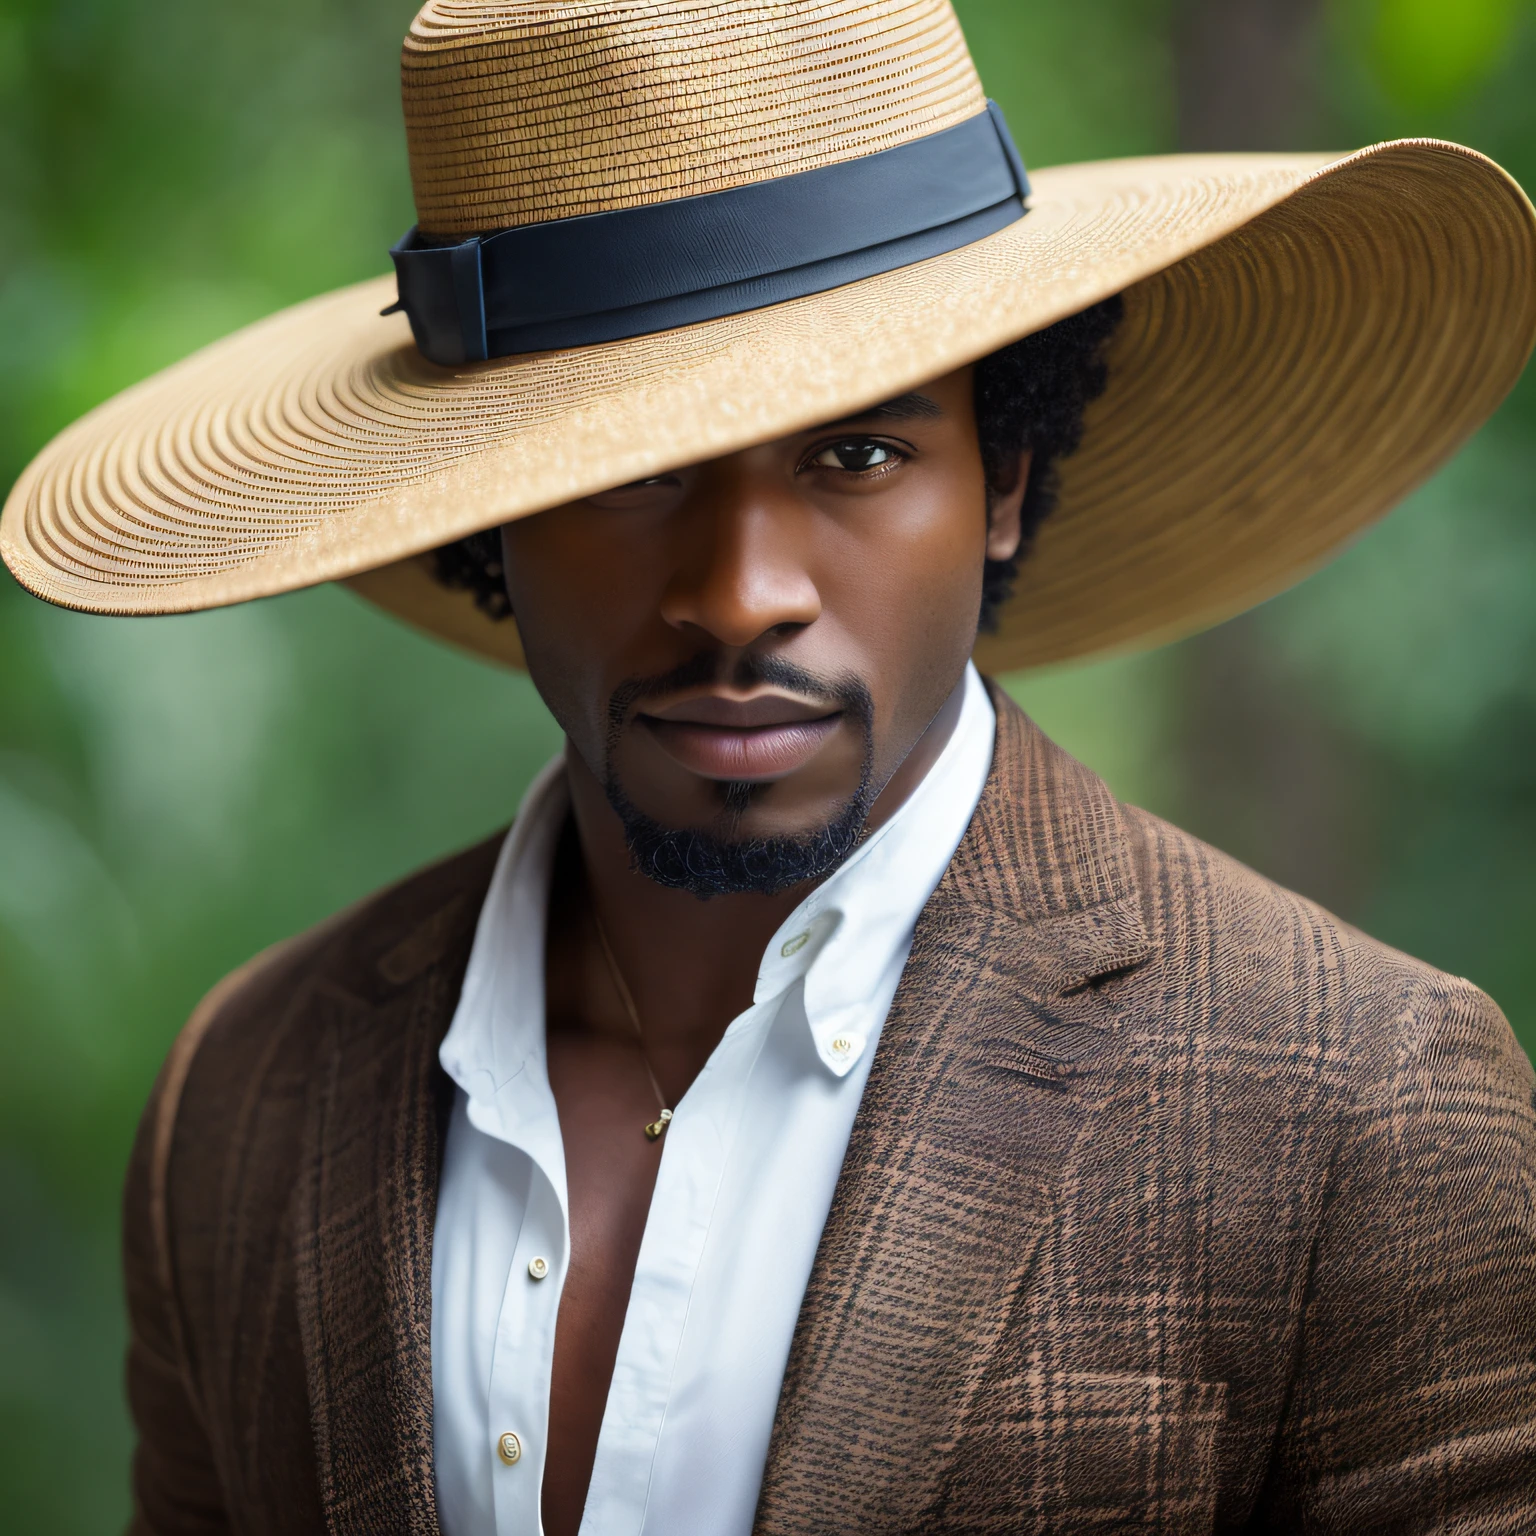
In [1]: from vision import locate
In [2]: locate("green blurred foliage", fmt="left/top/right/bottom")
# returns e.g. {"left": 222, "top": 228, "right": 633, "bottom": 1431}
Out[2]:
{"left": 1368, "top": 0, "right": 1529, "bottom": 106}
{"left": 1, "top": 0, "right": 1533, "bottom": 1529}
{"left": 950, "top": 0, "right": 1176, "bottom": 161}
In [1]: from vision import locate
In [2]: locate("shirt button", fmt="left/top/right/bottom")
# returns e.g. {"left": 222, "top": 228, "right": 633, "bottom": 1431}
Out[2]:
{"left": 781, "top": 931, "right": 810, "bottom": 958}
{"left": 527, "top": 1256, "right": 549, "bottom": 1281}
{"left": 497, "top": 1431, "right": 523, "bottom": 1465}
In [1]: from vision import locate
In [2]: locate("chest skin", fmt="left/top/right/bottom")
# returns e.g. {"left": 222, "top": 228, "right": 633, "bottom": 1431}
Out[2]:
{"left": 538, "top": 824, "right": 746, "bottom": 1536}
{"left": 540, "top": 1028, "right": 664, "bottom": 1536}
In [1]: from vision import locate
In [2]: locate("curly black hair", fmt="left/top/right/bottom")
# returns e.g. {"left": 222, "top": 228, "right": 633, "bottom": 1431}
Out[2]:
{"left": 972, "top": 295, "right": 1122, "bottom": 628}
{"left": 432, "top": 294, "right": 1122, "bottom": 633}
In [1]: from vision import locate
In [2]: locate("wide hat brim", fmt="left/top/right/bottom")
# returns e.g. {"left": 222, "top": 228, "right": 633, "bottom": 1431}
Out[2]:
{"left": 4, "top": 139, "right": 1534, "bottom": 673}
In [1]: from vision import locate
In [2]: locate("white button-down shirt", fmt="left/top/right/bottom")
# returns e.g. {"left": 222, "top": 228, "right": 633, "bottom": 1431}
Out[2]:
{"left": 432, "top": 663, "right": 996, "bottom": 1536}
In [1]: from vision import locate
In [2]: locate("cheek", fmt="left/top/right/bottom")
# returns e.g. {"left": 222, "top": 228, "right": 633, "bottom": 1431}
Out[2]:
{"left": 501, "top": 518, "right": 581, "bottom": 640}
{"left": 826, "top": 471, "right": 989, "bottom": 661}
{"left": 503, "top": 508, "right": 673, "bottom": 643}
{"left": 498, "top": 516, "right": 637, "bottom": 762}
{"left": 816, "top": 468, "right": 990, "bottom": 757}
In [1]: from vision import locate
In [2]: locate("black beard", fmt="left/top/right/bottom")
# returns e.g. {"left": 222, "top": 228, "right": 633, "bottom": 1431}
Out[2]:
{"left": 603, "top": 654, "right": 876, "bottom": 899}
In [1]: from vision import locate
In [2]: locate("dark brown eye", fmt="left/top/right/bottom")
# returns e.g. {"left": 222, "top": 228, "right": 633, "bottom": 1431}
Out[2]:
{"left": 809, "top": 440, "right": 898, "bottom": 472}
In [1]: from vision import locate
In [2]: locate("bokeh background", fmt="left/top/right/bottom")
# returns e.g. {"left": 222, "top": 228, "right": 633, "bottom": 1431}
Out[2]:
{"left": 2, "top": 0, "right": 1534, "bottom": 1527}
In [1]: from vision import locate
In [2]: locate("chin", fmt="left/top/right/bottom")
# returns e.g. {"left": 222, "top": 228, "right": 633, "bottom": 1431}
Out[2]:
{"left": 605, "top": 775, "right": 875, "bottom": 899}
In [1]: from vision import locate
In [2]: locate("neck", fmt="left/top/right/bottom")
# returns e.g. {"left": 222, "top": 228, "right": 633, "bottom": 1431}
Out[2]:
{"left": 557, "top": 671, "right": 969, "bottom": 1096}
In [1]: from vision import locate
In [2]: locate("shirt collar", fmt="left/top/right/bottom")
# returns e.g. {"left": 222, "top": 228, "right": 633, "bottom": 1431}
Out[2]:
{"left": 440, "top": 661, "right": 997, "bottom": 1108}
{"left": 751, "top": 661, "right": 996, "bottom": 1075}
{"left": 438, "top": 755, "right": 569, "bottom": 1170}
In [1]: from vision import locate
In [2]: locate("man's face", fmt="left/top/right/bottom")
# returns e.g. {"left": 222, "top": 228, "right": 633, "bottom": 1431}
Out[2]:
{"left": 501, "top": 365, "right": 1025, "bottom": 895}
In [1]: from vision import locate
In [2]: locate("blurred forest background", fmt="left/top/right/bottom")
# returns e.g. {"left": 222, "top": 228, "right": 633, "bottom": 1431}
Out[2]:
{"left": 2, "top": 0, "right": 1535, "bottom": 1527}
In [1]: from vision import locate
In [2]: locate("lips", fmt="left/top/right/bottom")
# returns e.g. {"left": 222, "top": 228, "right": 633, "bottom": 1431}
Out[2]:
{"left": 637, "top": 692, "right": 843, "bottom": 781}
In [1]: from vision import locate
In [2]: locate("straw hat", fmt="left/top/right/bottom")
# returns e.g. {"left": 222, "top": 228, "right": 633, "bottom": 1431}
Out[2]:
{"left": 4, "top": 0, "right": 1534, "bottom": 673}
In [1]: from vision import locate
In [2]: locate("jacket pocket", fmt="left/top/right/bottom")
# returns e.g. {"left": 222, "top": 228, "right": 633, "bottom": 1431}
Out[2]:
{"left": 942, "top": 1371, "right": 1229, "bottom": 1533}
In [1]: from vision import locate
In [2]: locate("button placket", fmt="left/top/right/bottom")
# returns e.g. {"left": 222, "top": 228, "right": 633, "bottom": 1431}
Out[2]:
{"left": 488, "top": 1168, "right": 565, "bottom": 1531}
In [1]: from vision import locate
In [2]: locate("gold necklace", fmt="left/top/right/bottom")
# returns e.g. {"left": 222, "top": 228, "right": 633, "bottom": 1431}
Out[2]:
{"left": 589, "top": 903, "right": 674, "bottom": 1142}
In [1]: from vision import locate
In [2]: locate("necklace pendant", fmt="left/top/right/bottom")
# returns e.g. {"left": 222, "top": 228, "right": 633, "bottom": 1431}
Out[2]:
{"left": 644, "top": 1108, "right": 674, "bottom": 1142}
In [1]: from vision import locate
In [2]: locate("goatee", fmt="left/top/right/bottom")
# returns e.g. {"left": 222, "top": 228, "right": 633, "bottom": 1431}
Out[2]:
{"left": 603, "top": 654, "right": 875, "bottom": 899}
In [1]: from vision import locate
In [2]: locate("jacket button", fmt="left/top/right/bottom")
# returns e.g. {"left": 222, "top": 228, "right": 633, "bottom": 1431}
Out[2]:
{"left": 497, "top": 1431, "right": 522, "bottom": 1465}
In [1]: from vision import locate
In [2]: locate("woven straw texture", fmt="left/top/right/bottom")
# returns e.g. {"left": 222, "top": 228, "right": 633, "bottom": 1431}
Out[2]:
{"left": 3, "top": 1, "right": 1534, "bottom": 674}
{"left": 404, "top": 0, "right": 985, "bottom": 235}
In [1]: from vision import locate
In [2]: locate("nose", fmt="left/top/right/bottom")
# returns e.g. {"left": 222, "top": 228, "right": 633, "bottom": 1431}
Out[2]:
{"left": 658, "top": 477, "right": 822, "bottom": 648}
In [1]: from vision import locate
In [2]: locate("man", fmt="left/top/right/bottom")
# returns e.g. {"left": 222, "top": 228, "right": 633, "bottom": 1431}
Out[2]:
{"left": 4, "top": 2, "right": 1536, "bottom": 1533}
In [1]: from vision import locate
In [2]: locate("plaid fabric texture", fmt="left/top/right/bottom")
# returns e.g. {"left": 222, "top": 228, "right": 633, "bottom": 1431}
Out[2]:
{"left": 123, "top": 689, "right": 1536, "bottom": 1534}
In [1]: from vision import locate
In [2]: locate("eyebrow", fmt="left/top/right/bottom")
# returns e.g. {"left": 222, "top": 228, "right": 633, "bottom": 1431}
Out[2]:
{"left": 816, "top": 391, "right": 945, "bottom": 429}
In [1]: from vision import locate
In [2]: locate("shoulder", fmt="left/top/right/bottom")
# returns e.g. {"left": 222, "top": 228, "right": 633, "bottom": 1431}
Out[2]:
{"left": 1117, "top": 801, "right": 1528, "bottom": 1102}
{"left": 969, "top": 690, "right": 1520, "bottom": 1090}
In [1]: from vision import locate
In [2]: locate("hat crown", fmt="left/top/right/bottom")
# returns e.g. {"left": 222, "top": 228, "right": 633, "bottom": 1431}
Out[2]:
{"left": 403, "top": 0, "right": 987, "bottom": 237}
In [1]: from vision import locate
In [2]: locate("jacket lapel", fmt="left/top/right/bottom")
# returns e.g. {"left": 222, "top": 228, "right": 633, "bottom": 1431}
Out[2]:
{"left": 292, "top": 894, "right": 478, "bottom": 1536}
{"left": 755, "top": 688, "right": 1155, "bottom": 1533}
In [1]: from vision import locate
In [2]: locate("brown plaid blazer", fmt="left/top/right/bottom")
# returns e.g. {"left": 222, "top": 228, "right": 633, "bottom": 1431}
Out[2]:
{"left": 124, "top": 690, "right": 1536, "bottom": 1535}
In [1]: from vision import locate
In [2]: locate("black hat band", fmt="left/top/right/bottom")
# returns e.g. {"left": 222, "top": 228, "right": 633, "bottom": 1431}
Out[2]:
{"left": 386, "top": 101, "right": 1029, "bottom": 366}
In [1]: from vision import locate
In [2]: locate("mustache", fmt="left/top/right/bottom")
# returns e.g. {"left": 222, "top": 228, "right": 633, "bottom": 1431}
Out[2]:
{"left": 606, "top": 651, "right": 873, "bottom": 749}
